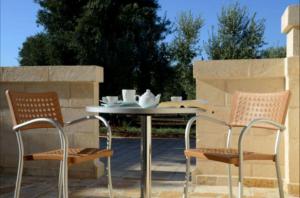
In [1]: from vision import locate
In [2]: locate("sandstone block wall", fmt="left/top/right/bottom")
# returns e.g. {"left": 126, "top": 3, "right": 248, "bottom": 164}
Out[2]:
{"left": 282, "top": 5, "right": 300, "bottom": 195}
{"left": 193, "top": 5, "right": 300, "bottom": 196}
{"left": 193, "top": 59, "right": 286, "bottom": 188}
{"left": 0, "top": 66, "right": 104, "bottom": 178}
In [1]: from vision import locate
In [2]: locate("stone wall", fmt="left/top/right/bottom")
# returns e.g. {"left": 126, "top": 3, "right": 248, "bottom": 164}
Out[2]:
{"left": 282, "top": 5, "right": 300, "bottom": 196}
{"left": 193, "top": 5, "right": 299, "bottom": 196}
{"left": 0, "top": 66, "right": 104, "bottom": 178}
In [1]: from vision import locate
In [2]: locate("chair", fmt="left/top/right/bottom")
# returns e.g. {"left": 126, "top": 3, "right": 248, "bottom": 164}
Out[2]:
{"left": 183, "top": 91, "right": 290, "bottom": 198}
{"left": 5, "top": 90, "right": 114, "bottom": 198}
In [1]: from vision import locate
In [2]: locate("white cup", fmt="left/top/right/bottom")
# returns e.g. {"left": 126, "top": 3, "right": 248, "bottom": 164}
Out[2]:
{"left": 122, "top": 89, "right": 138, "bottom": 103}
{"left": 171, "top": 96, "right": 182, "bottom": 102}
{"left": 104, "top": 96, "right": 118, "bottom": 104}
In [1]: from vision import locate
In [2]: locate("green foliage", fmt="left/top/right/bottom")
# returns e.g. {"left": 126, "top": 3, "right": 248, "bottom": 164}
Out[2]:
{"left": 169, "top": 11, "right": 204, "bottom": 99}
{"left": 19, "top": 0, "right": 172, "bottom": 96}
{"left": 260, "top": 46, "right": 286, "bottom": 58}
{"left": 205, "top": 3, "right": 265, "bottom": 60}
{"left": 19, "top": 33, "right": 53, "bottom": 65}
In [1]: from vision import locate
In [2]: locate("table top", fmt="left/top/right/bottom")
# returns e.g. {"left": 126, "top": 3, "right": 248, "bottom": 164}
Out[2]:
{"left": 86, "top": 106, "right": 204, "bottom": 115}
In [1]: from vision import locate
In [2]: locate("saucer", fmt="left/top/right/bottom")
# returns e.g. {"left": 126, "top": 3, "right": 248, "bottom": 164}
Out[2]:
{"left": 101, "top": 101, "right": 140, "bottom": 108}
{"left": 102, "top": 103, "right": 121, "bottom": 107}
{"left": 120, "top": 101, "right": 140, "bottom": 107}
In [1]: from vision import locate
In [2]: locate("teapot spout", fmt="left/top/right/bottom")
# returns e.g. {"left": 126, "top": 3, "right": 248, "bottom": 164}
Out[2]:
{"left": 155, "top": 94, "right": 161, "bottom": 104}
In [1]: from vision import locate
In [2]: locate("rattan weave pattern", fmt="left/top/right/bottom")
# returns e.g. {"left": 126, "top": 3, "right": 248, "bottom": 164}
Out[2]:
{"left": 229, "top": 91, "right": 290, "bottom": 130}
{"left": 6, "top": 90, "right": 64, "bottom": 131}
{"left": 185, "top": 148, "right": 275, "bottom": 166}
{"left": 23, "top": 148, "right": 113, "bottom": 164}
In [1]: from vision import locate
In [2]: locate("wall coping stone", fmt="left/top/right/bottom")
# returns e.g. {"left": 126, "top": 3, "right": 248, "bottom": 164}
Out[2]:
{"left": 193, "top": 58, "right": 285, "bottom": 80}
{"left": 281, "top": 5, "right": 300, "bottom": 33}
{"left": 0, "top": 66, "right": 103, "bottom": 82}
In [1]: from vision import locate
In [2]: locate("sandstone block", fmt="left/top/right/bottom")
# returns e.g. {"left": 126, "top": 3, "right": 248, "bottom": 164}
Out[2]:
{"left": 24, "top": 82, "right": 71, "bottom": 107}
{"left": 196, "top": 159, "right": 252, "bottom": 176}
{"left": 49, "top": 66, "right": 103, "bottom": 82}
{"left": 287, "top": 138, "right": 300, "bottom": 183}
{"left": 281, "top": 5, "right": 300, "bottom": 33}
{"left": 252, "top": 163, "right": 283, "bottom": 178}
{"left": 0, "top": 83, "right": 25, "bottom": 108}
{"left": 194, "top": 59, "right": 249, "bottom": 79}
{"left": 249, "top": 59, "right": 284, "bottom": 78}
{"left": 196, "top": 132, "right": 227, "bottom": 148}
{"left": 226, "top": 78, "right": 285, "bottom": 93}
{"left": 196, "top": 81, "right": 226, "bottom": 106}
{"left": 1, "top": 67, "right": 49, "bottom": 82}
{"left": 287, "top": 108, "right": 300, "bottom": 139}
{"left": 287, "top": 78, "right": 300, "bottom": 108}
{"left": 287, "top": 28, "right": 300, "bottom": 57}
{"left": 70, "top": 82, "right": 96, "bottom": 107}
{"left": 196, "top": 106, "right": 230, "bottom": 135}
{"left": 286, "top": 57, "right": 300, "bottom": 77}
{"left": 72, "top": 131, "right": 98, "bottom": 148}
{"left": 287, "top": 183, "right": 300, "bottom": 196}
{"left": 61, "top": 108, "right": 98, "bottom": 133}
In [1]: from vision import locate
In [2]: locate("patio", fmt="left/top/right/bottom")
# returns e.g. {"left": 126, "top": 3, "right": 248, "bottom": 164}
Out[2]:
{"left": 0, "top": 138, "right": 297, "bottom": 198}
{"left": 0, "top": 4, "right": 299, "bottom": 198}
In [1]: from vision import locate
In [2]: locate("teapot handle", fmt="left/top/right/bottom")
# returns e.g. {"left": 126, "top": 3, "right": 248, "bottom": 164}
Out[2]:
{"left": 136, "top": 95, "right": 140, "bottom": 102}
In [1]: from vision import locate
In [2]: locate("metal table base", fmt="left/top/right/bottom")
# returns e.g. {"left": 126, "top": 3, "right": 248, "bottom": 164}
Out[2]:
{"left": 141, "top": 116, "right": 152, "bottom": 198}
{"left": 85, "top": 106, "right": 204, "bottom": 198}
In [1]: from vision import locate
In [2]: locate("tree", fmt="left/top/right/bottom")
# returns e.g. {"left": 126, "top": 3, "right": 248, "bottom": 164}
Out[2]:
{"left": 260, "top": 46, "right": 286, "bottom": 58}
{"left": 19, "top": 0, "right": 172, "bottom": 96}
{"left": 19, "top": 33, "right": 53, "bottom": 65}
{"left": 205, "top": 3, "right": 265, "bottom": 60}
{"left": 169, "top": 11, "right": 204, "bottom": 99}
{"left": 74, "top": 0, "right": 172, "bottom": 95}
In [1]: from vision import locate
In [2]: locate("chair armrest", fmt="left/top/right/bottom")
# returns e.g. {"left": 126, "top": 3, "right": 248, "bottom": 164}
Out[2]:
{"left": 64, "top": 115, "right": 112, "bottom": 150}
{"left": 185, "top": 115, "right": 229, "bottom": 150}
{"left": 238, "top": 118, "right": 285, "bottom": 164}
{"left": 13, "top": 118, "right": 68, "bottom": 150}
{"left": 245, "top": 118, "right": 285, "bottom": 131}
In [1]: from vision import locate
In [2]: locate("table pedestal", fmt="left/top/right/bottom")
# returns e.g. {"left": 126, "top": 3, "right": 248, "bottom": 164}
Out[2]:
{"left": 85, "top": 106, "right": 203, "bottom": 198}
{"left": 141, "top": 116, "right": 152, "bottom": 198}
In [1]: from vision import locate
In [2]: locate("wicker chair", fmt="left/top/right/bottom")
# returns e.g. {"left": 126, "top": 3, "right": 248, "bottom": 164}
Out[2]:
{"left": 6, "top": 90, "right": 114, "bottom": 198}
{"left": 183, "top": 91, "right": 290, "bottom": 198}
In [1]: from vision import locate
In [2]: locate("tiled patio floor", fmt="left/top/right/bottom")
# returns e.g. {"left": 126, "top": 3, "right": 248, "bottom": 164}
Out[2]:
{"left": 0, "top": 138, "right": 297, "bottom": 197}
{"left": 0, "top": 175, "right": 297, "bottom": 198}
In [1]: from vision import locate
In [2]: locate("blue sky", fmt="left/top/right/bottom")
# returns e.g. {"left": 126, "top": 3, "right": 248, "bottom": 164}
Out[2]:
{"left": 0, "top": 0, "right": 298, "bottom": 66}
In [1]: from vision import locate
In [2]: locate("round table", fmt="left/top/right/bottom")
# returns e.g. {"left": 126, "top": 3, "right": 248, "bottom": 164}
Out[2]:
{"left": 86, "top": 106, "right": 204, "bottom": 198}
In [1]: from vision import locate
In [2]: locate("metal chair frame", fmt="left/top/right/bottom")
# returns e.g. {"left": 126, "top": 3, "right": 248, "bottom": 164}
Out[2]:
{"left": 183, "top": 115, "right": 285, "bottom": 198}
{"left": 12, "top": 115, "right": 113, "bottom": 198}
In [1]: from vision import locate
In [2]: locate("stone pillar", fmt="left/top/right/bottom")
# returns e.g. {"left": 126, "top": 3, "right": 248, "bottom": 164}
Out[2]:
{"left": 282, "top": 5, "right": 300, "bottom": 196}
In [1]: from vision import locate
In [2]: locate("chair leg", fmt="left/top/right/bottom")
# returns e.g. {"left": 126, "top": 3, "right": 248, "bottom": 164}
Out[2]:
{"left": 107, "top": 157, "right": 113, "bottom": 198}
{"left": 275, "top": 158, "right": 284, "bottom": 198}
{"left": 183, "top": 157, "right": 191, "bottom": 198}
{"left": 58, "top": 161, "right": 63, "bottom": 198}
{"left": 62, "top": 159, "right": 68, "bottom": 198}
{"left": 238, "top": 162, "right": 244, "bottom": 198}
{"left": 227, "top": 164, "right": 233, "bottom": 198}
{"left": 14, "top": 153, "right": 24, "bottom": 198}
{"left": 14, "top": 132, "right": 24, "bottom": 198}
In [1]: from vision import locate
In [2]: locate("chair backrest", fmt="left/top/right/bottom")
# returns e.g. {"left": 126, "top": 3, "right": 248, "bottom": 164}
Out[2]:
{"left": 229, "top": 91, "right": 290, "bottom": 130}
{"left": 6, "top": 90, "right": 64, "bottom": 131}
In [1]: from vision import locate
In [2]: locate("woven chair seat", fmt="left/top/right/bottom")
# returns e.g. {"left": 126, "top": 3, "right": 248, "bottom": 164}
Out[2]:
{"left": 24, "top": 148, "right": 113, "bottom": 165}
{"left": 185, "top": 148, "right": 275, "bottom": 166}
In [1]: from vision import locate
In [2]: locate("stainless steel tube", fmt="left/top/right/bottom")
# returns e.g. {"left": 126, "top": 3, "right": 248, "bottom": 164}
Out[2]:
{"left": 14, "top": 132, "right": 24, "bottom": 198}
{"left": 141, "top": 116, "right": 152, "bottom": 198}
{"left": 226, "top": 128, "right": 233, "bottom": 198}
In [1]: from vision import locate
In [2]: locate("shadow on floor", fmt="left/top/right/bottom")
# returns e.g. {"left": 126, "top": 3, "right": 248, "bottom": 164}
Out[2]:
{"left": 100, "top": 138, "right": 195, "bottom": 181}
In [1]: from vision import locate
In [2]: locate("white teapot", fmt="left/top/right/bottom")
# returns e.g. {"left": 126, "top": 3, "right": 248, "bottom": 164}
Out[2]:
{"left": 137, "top": 89, "right": 161, "bottom": 108}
